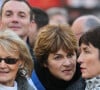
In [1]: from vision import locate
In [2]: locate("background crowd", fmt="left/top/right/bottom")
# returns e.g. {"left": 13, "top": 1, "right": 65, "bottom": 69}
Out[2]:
{"left": 0, "top": 0, "right": 100, "bottom": 90}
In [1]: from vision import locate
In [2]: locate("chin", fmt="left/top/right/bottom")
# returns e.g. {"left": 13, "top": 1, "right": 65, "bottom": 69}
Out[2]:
{"left": 82, "top": 74, "right": 90, "bottom": 79}
{"left": 63, "top": 76, "right": 73, "bottom": 81}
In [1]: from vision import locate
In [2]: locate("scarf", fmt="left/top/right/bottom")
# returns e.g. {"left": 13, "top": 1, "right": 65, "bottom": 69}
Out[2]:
{"left": 85, "top": 76, "right": 100, "bottom": 90}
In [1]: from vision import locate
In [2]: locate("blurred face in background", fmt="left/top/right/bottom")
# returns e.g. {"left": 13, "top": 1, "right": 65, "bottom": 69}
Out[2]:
{"left": 49, "top": 14, "right": 67, "bottom": 25}
{"left": 44, "top": 48, "right": 77, "bottom": 81}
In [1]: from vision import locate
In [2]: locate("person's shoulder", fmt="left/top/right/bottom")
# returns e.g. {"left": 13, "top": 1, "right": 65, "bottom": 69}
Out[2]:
{"left": 27, "top": 77, "right": 37, "bottom": 90}
{"left": 66, "top": 77, "right": 85, "bottom": 90}
{"left": 31, "top": 71, "right": 45, "bottom": 90}
{"left": 16, "top": 76, "right": 37, "bottom": 90}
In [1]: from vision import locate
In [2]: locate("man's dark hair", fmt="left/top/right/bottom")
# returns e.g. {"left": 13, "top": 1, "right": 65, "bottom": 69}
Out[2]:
{"left": 0, "top": 0, "right": 33, "bottom": 21}
{"left": 32, "top": 7, "right": 49, "bottom": 29}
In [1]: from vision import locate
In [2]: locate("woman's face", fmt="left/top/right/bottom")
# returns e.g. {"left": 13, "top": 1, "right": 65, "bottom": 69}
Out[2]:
{"left": 0, "top": 46, "right": 22, "bottom": 86}
{"left": 78, "top": 43, "right": 100, "bottom": 79}
{"left": 44, "top": 48, "right": 77, "bottom": 81}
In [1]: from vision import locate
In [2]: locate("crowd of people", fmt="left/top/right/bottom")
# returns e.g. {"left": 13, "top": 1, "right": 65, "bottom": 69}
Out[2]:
{"left": 0, "top": 0, "right": 100, "bottom": 90}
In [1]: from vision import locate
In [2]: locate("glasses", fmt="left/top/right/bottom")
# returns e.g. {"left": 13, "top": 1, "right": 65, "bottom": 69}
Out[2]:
{"left": 0, "top": 57, "right": 19, "bottom": 64}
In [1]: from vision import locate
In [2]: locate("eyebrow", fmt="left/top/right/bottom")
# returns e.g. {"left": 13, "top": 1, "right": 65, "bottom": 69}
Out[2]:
{"left": 5, "top": 10, "right": 12, "bottom": 13}
{"left": 18, "top": 11, "right": 26, "bottom": 15}
{"left": 5, "top": 10, "right": 27, "bottom": 14}
{"left": 55, "top": 54, "right": 61, "bottom": 56}
{"left": 82, "top": 46, "right": 88, "bottom": 51}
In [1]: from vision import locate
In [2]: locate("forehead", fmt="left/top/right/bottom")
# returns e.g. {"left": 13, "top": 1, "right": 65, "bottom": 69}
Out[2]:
{"left": 2, "top": 1, "right": 30, "bottom": 14}
{"left": 80, "top": 43, "right": 94, "bottom": 50}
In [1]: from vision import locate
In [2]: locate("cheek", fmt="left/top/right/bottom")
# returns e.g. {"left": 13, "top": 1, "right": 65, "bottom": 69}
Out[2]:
{"left": 23, "top": 19, "right": 30, "bottom": 25}
{"left": 10, "top": 64, "right": 19, "bottom": 72}
{"left": 72, "top": 61, "right": 76, "bottom": 71}
{"left": 10, "top": 61, "right": 21, "bottom": 72}
{"left": 2, "top": 17, "right": 10, "bottom": 22}
{"left": 47, "top": 62, "right": 61, "bottom": 77}
{"left": 85, "top": 60, "right": 97, "bottom": 75}
{"left": 73, "top": 61, "right": 76, "bottom": 68}
{"left": 72, "top": 58, "right": 77, "bottom": 66}
{"left": 47, "top": 61, "right": 60, "bottom": 70}
{"left": 1, "top": 19, "right": 7, "bottom": 25}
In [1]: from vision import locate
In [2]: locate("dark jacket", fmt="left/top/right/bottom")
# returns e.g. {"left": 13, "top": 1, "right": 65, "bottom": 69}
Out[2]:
{"left": 26, "top": 37, "right": 35, "bottom": 60}
{"left": 31, "top": 60, "right": 85, "bottom": 90}
{"left": 16, "top": 76, "right": 35, "bottom": 90}
{"left": 66, "top": 77, "right": 85, "bottom": 90}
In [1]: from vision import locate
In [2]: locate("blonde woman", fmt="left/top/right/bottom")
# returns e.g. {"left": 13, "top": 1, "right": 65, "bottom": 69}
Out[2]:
{"left": 0, "top": 30, "right": 35, "bottom": 90}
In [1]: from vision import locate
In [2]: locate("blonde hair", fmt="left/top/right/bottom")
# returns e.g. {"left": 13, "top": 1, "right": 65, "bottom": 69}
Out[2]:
{"left": 0, "top": 29, "right": 33, "bottom": 76}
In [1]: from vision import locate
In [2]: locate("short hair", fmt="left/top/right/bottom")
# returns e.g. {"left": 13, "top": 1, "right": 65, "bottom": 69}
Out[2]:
{"left": 34, "top": 24, "right": 78, "bottom": 65}
{"left": 0, "top": 29, "right": 33, "bottom": 77}
{"left": 0, "top": 0, "right": 33, "bottom": 21}
{"left": 84, "top": 15, "right": 100, "bottom": 32}
{"left": 32, "top": 7, "right": 49, "bottom": 29}
{"left": 79, "top": 26, "right": 100, "bottom": 50}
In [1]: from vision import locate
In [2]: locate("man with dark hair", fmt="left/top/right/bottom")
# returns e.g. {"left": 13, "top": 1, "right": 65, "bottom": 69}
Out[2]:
{"left": 32, "top": 7, "right": 49, "bottom": 29}
{"left": 28, "top": 7, "right": 49, "bottom": 48}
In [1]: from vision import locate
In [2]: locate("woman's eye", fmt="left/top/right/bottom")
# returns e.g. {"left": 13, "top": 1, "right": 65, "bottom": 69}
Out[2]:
{"left": 67, "top": 53, "right": 74, "bottom": 58}
{"left": 84, "top": 50, "right": 90, "bottom": 53}
{"left": 5, "top": 13, "right": 12, "bottom": 17}
{"left": 54, "top": 55, "right": 62, "bottom": 60}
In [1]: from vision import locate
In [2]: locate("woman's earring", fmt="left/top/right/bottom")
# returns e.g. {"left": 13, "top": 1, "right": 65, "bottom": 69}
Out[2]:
{"left": 18, "top": 64, "right": 22, "bottom": 68}
{"left": 18, "top": 64, "right": 27, "bottom": 77}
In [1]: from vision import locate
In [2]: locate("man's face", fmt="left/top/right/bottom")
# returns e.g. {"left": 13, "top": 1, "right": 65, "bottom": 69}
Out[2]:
{"left": 49, "top": 14, "right": 67, "bottom": 25}
{"left": 1, "top": 1, "right": 31, "bottom": 39}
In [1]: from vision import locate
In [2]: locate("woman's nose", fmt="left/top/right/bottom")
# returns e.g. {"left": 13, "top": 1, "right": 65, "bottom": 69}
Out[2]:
{"left": 0, "top": 60, "right": 7, "bottom": 68}
{"left": 77, "top": 54, "right": 83, "bottom": 63}
{"left": 62, "top": 59, "right": 71, "bottom": 66}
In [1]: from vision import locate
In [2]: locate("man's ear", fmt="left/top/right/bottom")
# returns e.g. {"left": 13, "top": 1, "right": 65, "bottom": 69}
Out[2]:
{"left": 30, "top": 20, "right": 35, "bottom": 26}
{"left": 29, "top": 20, "right": 36, "bottom": 30}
